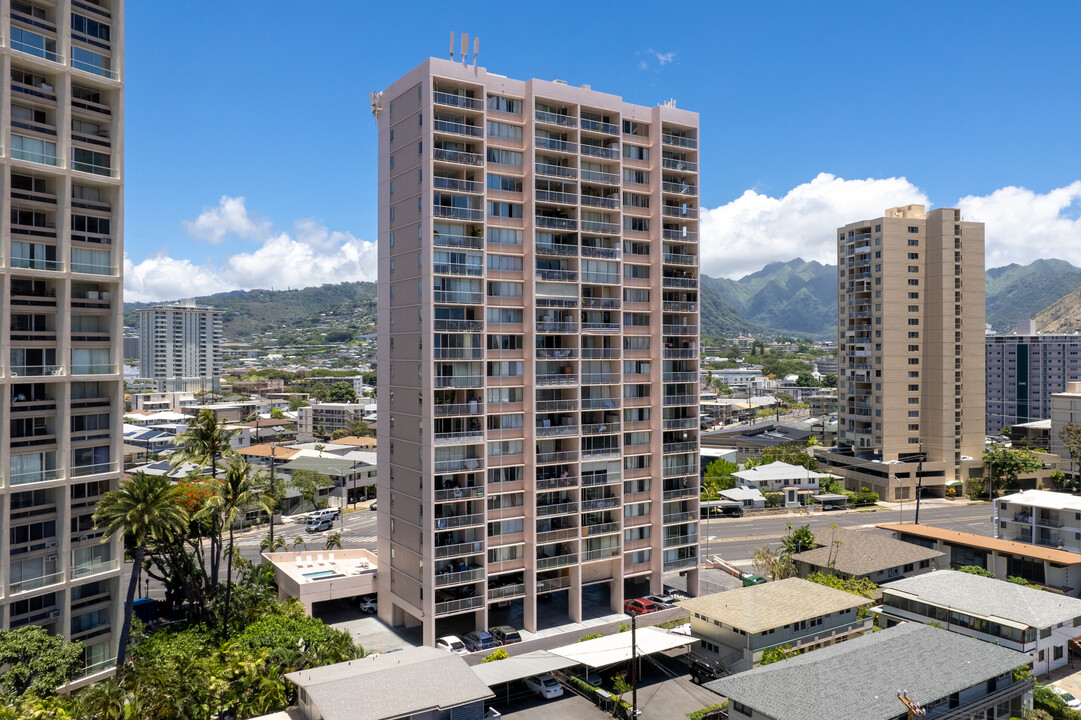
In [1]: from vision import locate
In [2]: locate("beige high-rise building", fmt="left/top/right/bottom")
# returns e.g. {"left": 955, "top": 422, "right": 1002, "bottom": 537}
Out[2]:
{"left": 822, "top": 205, "right": 985, "bottom": 500}
{"left": 374, "top": 50, "right": 700, "bottom": 645}
{"left": 138, "top": 301, "right": 224, "bottom": 393}
{"left": 1, "top": 0, "right": 125, "bottom": 684}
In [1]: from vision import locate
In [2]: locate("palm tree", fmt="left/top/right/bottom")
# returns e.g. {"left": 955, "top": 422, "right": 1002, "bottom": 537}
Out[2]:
{"left": 170, "top": 409, "right": 239, "bottom": 586}
{"left": 325, "top": 532, "right": 343, "bottom": 550}
{"left": 93, "top": 472, "right": 189, "bottom": 679}
{"left": 202, "top": 454, "right": 270, "bottom": 637}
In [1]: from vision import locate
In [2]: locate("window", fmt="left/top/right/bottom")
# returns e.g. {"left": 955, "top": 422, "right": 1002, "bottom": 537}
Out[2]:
{"left": 622, "top": 120, "right": 648, "bottom": 137}
{"left": 908, "top": 252, "right": 919, "bottom": 260}
{"left": 908, "top": 265, "right": 919, "bottom": 272}
{"left": 908, "top": 384, "right": 920, "bottom": 391}
{"left": 908, "top": 279, "right": 919, "bottom": 286}
{"left": 486, "top": 387, "right": 524, "bottom": 404}
{"left": 908, "top": 292, "right": 919, "bottom": 299}
{"left": 487, "top": 334, "right": 523, "bottom": 350}
{"left": 486, "top": 281, "right": 522, "bottom": 297}
{"left": 11, "top": 135, "right": 57, "bottom": 165}
{"left": 487, "top": 174, "right": 522, "bottom": 193}
{"left": 908, "top": 305, "right": 919, "bottom": 312}
{"left": 623, "top": 169, "right": 650, "bottom": 184}
{"left": 487, "top": 201, "right": 522, "bottom": 218}
{"left": 488, "top": 228, "right": 522, "bottom": 245}
{"left": 623, "top": 145, "right": 649, "bottom": 161}
{"left": 487, "top": 440, "right": 523, "bottom": 457}
{"left": 487, "top": 94, "right": 522, "bottom": 114}
{"left": 486, "top": 361, "right": 522, "bottom": 377}
{"left": 907, "top": 226, "right": 919, "bottom": 233}
{"left": 908, "top": 238, "right": 919, "bottom": 246}
{"left": 487, "top": 255, "right": 522, "bottom": 272}
{"left": 486, "top": 148, "right": 522, "bottom": 166}
{"left": 908, "top": 319, "right": 919, "bottom": 325}
{"left": 486, "top": 121, "right": 523, "bottom": 140}
{"left": 486, "top": 308, "right": 523, "bottom": 324}
{"left": 622, "top": 192, "right": 650, "bottom": 208}
{"left": 623, "top": 264, "right": 650, "bottom": 279}
{"left": 908, "top": 332, "right": 919, "bottom": 338}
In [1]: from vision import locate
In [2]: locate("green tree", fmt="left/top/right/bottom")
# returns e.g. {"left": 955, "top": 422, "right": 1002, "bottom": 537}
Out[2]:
{"left": 0, "top": 625, "right": 83, "bottom": 698}
{"left": 702, "top": 458, "right": 739, "bottom": 499}
{"left": 753, "top": 545, "right": 795, "bottom": 580}
{"left": 170, "top": 409, "right": 239, "bottom": 480}
{"left": 759, "top": 643, "right": 796, "bottom": 665}
{"left": 269, "top": 408, "right": 286, "bottom": 419}
{"left": 482, "top": 648, "right": 509, "bottom": 663}
{"left": 288, "top": 396, "right": 311, "bottom": 411}
{"left": 795, "top": 372, "right": 821, "bottom": 388}
{"left": 92, "top": 472, "right": 189, "bottom": 679}
{"left": 327, "top": 381, "right": 357, "bottom": 403}
{"left": 957, "top": 565, "right": 996, "bottom": 578}
{"left": 325, "top": 532, "right": 343, "bottom": 551}
{"left": 307, "top": 383, "right": 331, "bottom": 402}
{"left": 822, "top": 373, "right": 838, "bottom": 388}
{"left": 982, "top": 444, "right": 1044, "bottom": 497}
{"left": 745, "top": 442, "right": 818, "bottom": 471}
{"left": 780, "top": 523, "right": 815, "bottom": 557}
{"left": 805, "top": 571, "right": 878, "bottom": 600}
{"left": 288, "top": 470, "right": 333, "bottom": 513}
{"left": 202, "top": 455, "right": 271, "bottom": 637}
{"left": 1059, "top": 422, "right": 1081, "bottom": 478}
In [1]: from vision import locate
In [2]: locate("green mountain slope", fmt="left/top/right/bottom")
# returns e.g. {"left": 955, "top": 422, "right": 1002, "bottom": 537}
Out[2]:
{"left": 985, "top": 258, "right": 1081, "bottom": 332}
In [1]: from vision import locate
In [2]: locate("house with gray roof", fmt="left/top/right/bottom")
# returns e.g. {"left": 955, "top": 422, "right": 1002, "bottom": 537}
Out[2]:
{"left": 706, "top": 623, "right": 1033, "bottom": 720}
{"left": 790, "top": 528, "right": 944, "bottom": 584}
{"left": 283, "top": 646, "right": 494, "bottom": 720}
{"left": 877, "top": 569, "right": 1081, "bottom": 676}
{"left": 678, "top": 577, "right": 871, "bottom": 673}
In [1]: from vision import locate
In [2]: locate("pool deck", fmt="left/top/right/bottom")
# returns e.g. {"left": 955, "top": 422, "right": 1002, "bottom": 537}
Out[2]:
{"left": 264, "top": 549, "right": 378, "bottom": 613}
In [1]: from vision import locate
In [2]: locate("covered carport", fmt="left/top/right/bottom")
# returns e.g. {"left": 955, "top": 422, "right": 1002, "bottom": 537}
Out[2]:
{"left": 812, "top": 493, "right": 848, "bottom": 511}
{"left": 472, "top": 649, "right": 577, "bottom": 707}
{"left": 549, "top": 626, "right": 698, "bottom": 668}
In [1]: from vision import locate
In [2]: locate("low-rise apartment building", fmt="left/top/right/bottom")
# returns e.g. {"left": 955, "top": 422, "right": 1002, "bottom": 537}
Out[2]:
{"left": 877, "top": 570, "right": 1081, "bottom": 675}
{"left": 678, "top": 577, "right": 871, "bottom": 673}
{"left": 297, "top": 402, "right": 370, "bottom": 438}
{"left": 880, "top": 523, "right": 1081, "bottom": 596}
{"left": 790, "top": 528, "right": 943, "bottom": 583}
{"left": 706, "top": 623, "right": 1033, "bottom": 720}
{"left": 994, "top": 489, "right": 1081, "bottom": 553}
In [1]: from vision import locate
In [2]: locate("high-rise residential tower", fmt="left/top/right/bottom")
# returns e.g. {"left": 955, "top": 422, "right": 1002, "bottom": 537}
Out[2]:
{"left": 138, "top": 302, "right": 224, "bottom": 393}
{"left": 1, "top": 0, "right": 125, "bottom": 684}
{"left": 821, "top": 205, "right": 985, "bottom": 501}
{"left": 374, "top": 51, "right": 700, "bottom": 644}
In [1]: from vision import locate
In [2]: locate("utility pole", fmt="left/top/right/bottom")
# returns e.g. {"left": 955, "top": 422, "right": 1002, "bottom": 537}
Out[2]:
{"left": 268, "top": 442, "right": 277, "bottom": 543}
{"left": 914, "top": 437, "right": 923, "bottom": 525}
{"left": 631, "top": 613, "right": 638, "bottom": 718}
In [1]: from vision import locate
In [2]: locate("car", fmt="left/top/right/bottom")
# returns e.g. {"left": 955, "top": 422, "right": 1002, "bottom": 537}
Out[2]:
{"left": 623, "top": 598, "right": 658, "bottom": 616}
{"left": 436, "top": 635, "right": 468, "bottom": 654}
{"left": 306, "top": 518, "right": 334, "bottom": 533}
{"left": 524, "top": 674, "right": 563, "bottom": 700}
{"left": 307, "top": 508, "right": 340, "bottom": 523}
{"left": 568, "top": 665, "right": 602, "bottom": 687}
{"left": 369, "top": 501, "right": 378, "bottom": 511}
{"left": 358, "top": 595, "right": 377, "bottom": 614}
{"left": 685, "top": 657, "right": 724, "bottom": 685}
{"left": 1051, "top": 686, "right": 1081, "bottom": 709}
{"left": 489, "top": 625, "right": 522, "bottom": 645}
{"left": 644, "top": 594, "right": 676, "bottom": 609}
{"left": 461, "top": 631, "right": 499, "bottom": 652}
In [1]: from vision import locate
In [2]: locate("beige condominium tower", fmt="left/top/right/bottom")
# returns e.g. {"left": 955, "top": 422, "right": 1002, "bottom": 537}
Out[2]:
{"left": 374, "top": 46, "right": 700, "bottom": 645}
{"left": 1, "top": 0, "right": 125, "bottom": 685}
{"left": 821, "top": 205, "right": 985, "bottom": 501}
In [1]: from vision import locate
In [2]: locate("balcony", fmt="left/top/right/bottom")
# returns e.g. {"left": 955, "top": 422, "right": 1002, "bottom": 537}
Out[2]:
{"left": 536, "top": 424, "right": 578, "bottom": 438}
{"left": 11, "top": 146, "right": 59, "bottom": 166}
{"left": 10, "top": 570, "right": 64, "bottom": 595}
{"left": 435, "top": 513, "right": 485, "bottom": 530}
{"left": 434, "top": 401, "right": 484, "bottom": 417}
{"left": 11, "top": 256, "right": 63, "bottom": 271}
{"left": 581, "top": 298, "right": 620, "bottom": 310}
{"left": 537, "top": 502, "right": 578, "bottom": 518}
{"left": 581, "top": 220, "right": 620, "bottom": 234}
{"left": 536, "top": 321, "right": 577, "bottom": 334}
{"left": 582, "top": 547, "right": 620, "bottom": 563}
{"left": 663, "top": 487, "right": 698, "bottom": 501}
{"left": 536, "top": 553, "right": 578, "bottom": 570}
{"left": 580, "top": 195, "right": 619, "bottom": 209}
{"left": 663, "top": 511, "right": 697, "bottom": 525}
{"left": 581, "top": 245, "right": 620, "bottom": 259}
{"left": 664, "top": 556, "right": 698, "bottom": 570}
{"left": 434, "top": 430, "right": 485, "bottom": 445}
{"left": 663, "top": 301, "right": 698, "bottom": 313}
{"left": 536, "top": 215, "right": 577, "bottom": 231}
{"left": 433, "top": 177, "right": 484, "bottom": 194}
{"left": 663, "top": 206, "right": 698, "bottom": 219}
{"left": 535, "top": 110, "right": 576, "bottom": 128}
{"left": 663, "top": 464, "right": 698, "bottom": 478}
{"left": 662, "top": 182, "right": 697, "bottom": 196}
{"left": 536, "top": 268, "right": 577, "bottom": 282}
{"left": 536, "top": 190, "right": 578, "bottom": 205}
{"left": 536, "top": 450, "right": 578, "bottom": 464}
{"left": 433, "top": 233, "right": 484, "bottom": 250}
{"left": 72, "top": 461, "right": 118, "bottom": 478}
{"left": 488, "top": 583, "right": 527, "bottom": 601}
{"left": 662, "top": 134, "right": 697, "bottom": 149}
{"left": 536, "top": 241, "right": 577, "bottom": 256}
{"left": 580, "top": 144, "right": 618, "bottom": 160}
{"left": 434, "top": 486, "right": 484, "bottom": 501}
{"left": 580, "top": 169, "right": 619, "bottom": 186}
{"left": 537, "top": 575, "right": 572, "bottom": 593}
{"left": 433, "top": 91, "right": 483, "bottom": 110}
{"left": 581, "top": 373, "right": 619, "bottom": 385}
{"left": 663, "top": 441, "right": 698, "bottom": 453}
{"left": 433, "top": 319, "right": 483, "bottom": 332}
{"left": 581, "top": 271, "right": 620, "bottom": 284}
{"left": 433, "top": 119, "right": 483, "bottom": 138}
{"left": 433, "top": 205, "right": 483, "bottom": 222}
{"left": 663, "top": 417, "right": 698, "bottom": 430}
{"left": 582, "top": 446, "right": 620, "bottom": 459}
{"left": 580, "top": 118, "right": 619, "bottom": 135}
{"left": 71, "top": 262, "right": 118, "bottom": 276}
{"left": 434, "top": 541, "right": 485, "bottom": 559}
{"left": 663, "top": 394, "right": 698, "bottom": 407}
{"left": 433, "top": 262, "right": 483, "bottom": 277}
{"left": 663, "top": 325, "right": 698, "bottom": 336}
{"left": 433, "top": 290, "right": 483, "bottom": 304}
{"left": 582, "top": 422, "right": 619, "bottom": 436}
{"left": 435, "top": 596, "right": 484, "bottom": 616}
{"left": 433, "top": 148, "right": 483, "bottom": 166}
{"left": 72, "top": 558, "right": 119, "bottom": 579}
{"left": 535, "top": 136, "right": 577, "bottom": 153}
{"left": 71, "top": 364, "right": 117, "bottom": 375}
{"left": 536, "top": 163, "right": 577, "bottom": 180}
{"left": 661, "top": 157, "right": 698, "bottom": 172}
{"left": 433, "top": 457, "right": 484, "bottom": 473}
{"left": 536, "top": 348, "right": 577, "bottom": 360}
{"left": 581, "top": 497, "right": 619, "bottom": 511}
{"left": 662, "top": 276, "right": 698, "bottom": 289}
{"left": 663, "top": 253, "right": 698, "bottom": 266}
{"left": 10, "top": 364, "right": 63, "bottom": 377}
{"left": 11, "top": 35, "right": 62, "bottom": 64}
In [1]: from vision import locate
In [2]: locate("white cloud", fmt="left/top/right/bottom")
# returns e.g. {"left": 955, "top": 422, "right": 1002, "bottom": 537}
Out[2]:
{"left": 959, "top": 181, "right": 1081, "bottom": 269}
{"left": 125, "top": 196, "right": 377, "bottom": 302}
{"left": 181, "top": 195, "right": 271, "bottom": 244}
{"left": 700, "top": 173, "right": 928, "bottom": 278}
{"left": 650, "top": 49, "right": 675, "bottom": 66}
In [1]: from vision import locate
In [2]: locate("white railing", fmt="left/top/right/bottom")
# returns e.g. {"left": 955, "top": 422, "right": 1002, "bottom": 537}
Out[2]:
{"left": 10, "top": 571, "right": 64, "bottom": 594}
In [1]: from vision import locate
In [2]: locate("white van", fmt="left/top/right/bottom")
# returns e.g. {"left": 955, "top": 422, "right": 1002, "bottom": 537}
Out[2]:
{"left": 307, "top": 508, "right": 340, "bottom": 523}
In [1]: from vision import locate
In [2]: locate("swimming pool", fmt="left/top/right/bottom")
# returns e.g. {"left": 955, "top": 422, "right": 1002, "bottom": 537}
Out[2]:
{"left": 303, "top": 570, "right": 344, "bottom": 580}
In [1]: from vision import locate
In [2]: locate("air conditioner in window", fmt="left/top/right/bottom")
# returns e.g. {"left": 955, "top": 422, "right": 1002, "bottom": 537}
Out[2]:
{"left": 47, "top": 555, "right": 57, "bottom": 563}
{"left": 49, "top": 610, "right": 61, "bottom": 619}
{"left": 80, "top": 535, "right": 90, "bottom": 542}
{"left": 45, "top": 541, "right": 58, "bottom": 549}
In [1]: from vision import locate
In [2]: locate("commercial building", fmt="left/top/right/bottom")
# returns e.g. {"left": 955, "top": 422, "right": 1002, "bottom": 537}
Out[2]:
{"left": 987, "top": 321, "right": 1081, "bottom": 435}
{"left": 821, "top": 205, "right": 986, "bottom": 500}
{"left": 877, "top": 570, "right": 1081, "bottom": 675}
{"left": 678, "top": 577, "right": 871, "bottom": 674}
{"left": 137, "top": 301, "right": 223, "bottom": 393}
{"left": 375, "top": 51, "right": 701, "bottom": 645}
{"left": 1, "top": 0, "right": 126, "bottom": 683}
{"left": 880, "top": 523, "right": 1081, "bottom": 596}
{"left": 994, "top": 489, "right": 1081, "bottom": 552}
{"left": 706, "top": 623, "right": 1033, "bottom": 720}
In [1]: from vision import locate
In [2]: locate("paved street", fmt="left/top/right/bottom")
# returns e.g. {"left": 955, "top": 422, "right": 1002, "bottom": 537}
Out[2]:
{"left": 702, "top": 499, "right": 994, "bottom": 564}
{"left": 233, "top": 505, "right": 379, "bottom": 562}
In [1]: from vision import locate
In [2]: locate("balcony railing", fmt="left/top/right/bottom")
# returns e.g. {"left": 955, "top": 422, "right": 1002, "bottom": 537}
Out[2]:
{"left": 663, "top": 511, "right": 697, "bottom": 525}
{"left": 537, "top": 450, "right": 578, "bottom": 464}
{"left": 537, "top": 553, "right": 578, "bottom": 570}
{"left": 537, "top": 575, "right": 572, "bottom": 593}
{"left": 433, "top": 262, "right": 483, "bottom": 277}
{"left": 536, "top": 502, "right": 578, "bottom": 517}
{"left": 433, "top": 457, "right": 484, "bottom": 473}
{"left": 580, "top": 118, "right": 619, "bottom": 135}
{"left": 9, "top": 570, "right": 65, "bottom": 594}
{"left": 434, "top": 430, "right": 485, "bottom": 445}
{"left": 72, "top": 558, "right": 119, "bottom": 579}
{"left": 663, "top": 463, "right": 699, "bottom": 477}
{"left": 435, "top": 596, "right": 484, "bottom": 616}
{"left": 11, "top": 38, "right": 62, "bottom": 64}
{"left": 536, "top": 424, "right": 578, "bottom": 438}
{"left": 433, "top": 206, "right": 484, "bottom": 221}
{"left": 536, "top": 321, "right": 577, "bottom": 333}
{"left": 581, "top": 347, "right": 619, "bottom": 359}
{"left": 433, "top": 119, "right": 483, "bottom": 137}
{"left": 581, "top": 547, "right": 620, "bottom": 562}
{"left": 536, "top": 163, "right": 577, "bottom": 179}
{"left": 582, "top": 447, "right": 621, "bottom": 459}
{"left": 663, "top": 533, "right": 698, "bottom": 548}
{"left": 536, "top": 474, "right": 579, "bottom": 491}
{"left": 488, "top": 583, "right": 528, "bottom": 600}
{"left": 433, "top": 148, "right": 483, "bottom": 166}
{"left": 11, "top": 466, "right": 62, "bottom": 485}
{"left": 73, "top": 461, "right": 118, "bottom": 477}
{"left": 433, "top": 319, "right": 483, "bottom": 332}
{"left": 433, "top": 91, "right": 483, "bottom": 110}
{"left": 71, "top": 364, "right": 117, "bottom": 375}
{"left": 535, "top": 136, "right": 577, "bottom": 153}
{"left": 582, "top": 422, "right": 619, "bottom": 435}
{"left": 536, "top": 242, "right": 578, "bottom": 256}
{"left": 580, "top": 195, "right": 620, "bottom": 209}
{"left": 662, "top": 134, "right": 698, "bottom": 149}
{"left": 663, "top": 276, "right": 698, "bottom": 289}
{"left": 434, "top": 402, "right": 484, "bottom": 417}
{"left": 433, "top": 291, "right": 483, "bottom": 304}
{"left": 663, "top": 206, "right": 698, "bottom": 219}
{"left": 662, "top": 182, "right": 697, "bottom": 196}
{"left": 536, "top": 216, "right": 577, "bottom": 231}
{"left": 433, "top": 177, "right": 484, "bottom": 194}
{"left": 12, "top": 147, "right": 60, "bottom": 166}
{"left": 72, "top": 58, "right": 118, "bottom": 80}
{"left": 536, "top": 348, "right": 577, "bottom": 360}
{"left": 663, "top": 394, "right": 698, "bottom": 407}
{"left": 580, "top": 169, "right": 619, "bottom": 186}
{"left": 536, "top": 268, "right": 577, "bottom": 282}
{"left": 664, "top": 253, "right": 699, "bottom": 266}
{"left": 536, "top": 190, "right": 578, "bottom": 205}
{"left": 434, "top": 541, "right": 485, "bottom": 559}
{"left": 661, "top": 157, "right": 698, "bottom": 172}
{"left": 10, "top": 364, "right": 63, "bottom": 377}
{"left": 581, "top": 220, "right": 620, "bottom": 234}
{"left": 433, "top": 233, "right": 483, "bottom": 250}
{"left": 71, "top": 263, "right": 118, "bottom": 276}
{"left": 434, "top": 486, "right": 484, "bottom": 501}
{"left": 581, "top": 397, "right": 620, "bottom": 410}
{"left": 663, "top": 487, "right": 698, "bottom": 501}
{"left": 535, "top": 110, "right": 576, "bottom": 128}
{"left": 435, "top": 513, "right": 485, "bottom": 530}
{"left": 581, "top": 271, "right": 620, "bottom": 284}
{"left": 72, "top": 160, "right": 117, "bottom": 177}
{"left": 580, "top": 144, "right": 618, "bottom": 159}
{"left": 581, "top": 497, "right": 619, "bottom": 511}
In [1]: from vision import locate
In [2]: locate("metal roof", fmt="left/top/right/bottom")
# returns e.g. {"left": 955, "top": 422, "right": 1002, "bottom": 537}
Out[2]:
{"left": 549, "top": 626, "right": 697, "bottom": 668}
{"left": 471, "top": 650, "right": 575, "bottom": 686}
{"left": 277, "top": 456, "right": 372, "bottom": 476}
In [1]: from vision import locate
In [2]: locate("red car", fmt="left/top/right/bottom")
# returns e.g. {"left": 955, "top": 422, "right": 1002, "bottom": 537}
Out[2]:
{"left": 623, "top": 598, "right": 658, "bottom": 616}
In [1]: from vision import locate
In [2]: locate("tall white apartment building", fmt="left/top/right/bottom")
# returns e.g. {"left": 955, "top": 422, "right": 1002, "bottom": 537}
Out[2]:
{"left": 138, "top": 302, "right": 224, "bottom": 393}
{"left": 1, "top": 0, "right": 125, "bottom": 684}
{"left": 986, "top": 321, "right": 1081, "bottom": 435}
{"left": 374, "top": 51, "right": 701, "bottom": 645}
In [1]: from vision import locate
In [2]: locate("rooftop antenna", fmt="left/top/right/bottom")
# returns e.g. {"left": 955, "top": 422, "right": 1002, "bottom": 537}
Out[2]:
{"left": 449, "top": 31, "right": 455, "bottom": 59}
{"left": 473, "top": 36, "right": 479, "bottom": 67}
{"left": 461, "top": 33, "right": 469, "bottom": 64}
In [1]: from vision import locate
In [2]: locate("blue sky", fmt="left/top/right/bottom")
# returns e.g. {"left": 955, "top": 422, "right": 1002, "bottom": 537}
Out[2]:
{"left": 123, "top": 1, "right": 1081, "bottom": 300}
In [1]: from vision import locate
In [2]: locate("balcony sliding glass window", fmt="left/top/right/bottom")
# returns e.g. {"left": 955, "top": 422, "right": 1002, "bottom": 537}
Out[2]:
{"left": 11, "top": 135, "right": 58, "bottom": 165}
